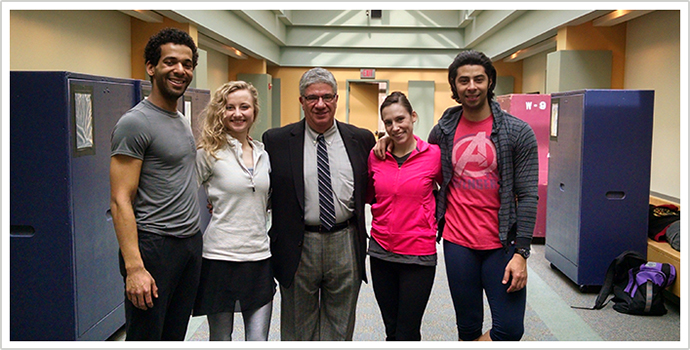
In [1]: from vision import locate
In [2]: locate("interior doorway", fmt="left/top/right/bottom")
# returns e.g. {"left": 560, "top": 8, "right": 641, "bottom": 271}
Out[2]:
{"left": 346, "top": 80, "right": 389, "bottom": 138}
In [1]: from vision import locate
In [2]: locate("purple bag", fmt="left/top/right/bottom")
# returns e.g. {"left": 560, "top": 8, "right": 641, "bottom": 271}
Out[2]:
{"left": 578, "top": 251, "right": 677, "bottom": 316}
{"left": 615, "top": 261, "right": 676, "bottom": 315}
{"left": 625, "top": 262, "right": 676, "bottom": 295}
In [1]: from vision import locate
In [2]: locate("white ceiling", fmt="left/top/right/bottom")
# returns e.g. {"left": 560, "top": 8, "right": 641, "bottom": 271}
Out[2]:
{"left": 128, "top": 9, "right": 650, "bottom": 69}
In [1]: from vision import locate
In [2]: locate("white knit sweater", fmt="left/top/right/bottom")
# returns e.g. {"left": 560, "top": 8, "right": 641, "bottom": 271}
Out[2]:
{"left": 196, "top": 135, "right": 271, "bottom": 261}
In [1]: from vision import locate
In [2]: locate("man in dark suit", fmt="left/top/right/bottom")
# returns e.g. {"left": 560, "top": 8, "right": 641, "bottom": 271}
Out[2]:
{"left": 262, "top": 67, "right": 376, "bottom": 340}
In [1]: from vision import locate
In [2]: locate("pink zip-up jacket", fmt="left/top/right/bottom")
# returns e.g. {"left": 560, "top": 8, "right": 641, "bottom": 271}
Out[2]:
{"left": 367, "top": 136, "right": 442, "bottom": 255}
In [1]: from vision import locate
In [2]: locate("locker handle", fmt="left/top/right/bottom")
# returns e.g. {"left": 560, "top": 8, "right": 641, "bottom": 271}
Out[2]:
{"left": 106, "top": 209, "right": 113, "bottom": 221}
{"left": 10, "top": 225, "right": 35, "bottom": 237}
{"left": 606, "top": 191, "right": 626, "bottom": 200}
{"left": 559, "top": 183, "right": 565, "bottom": 192}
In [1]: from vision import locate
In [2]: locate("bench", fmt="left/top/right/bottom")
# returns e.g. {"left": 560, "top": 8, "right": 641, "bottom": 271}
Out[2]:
{"left": 648, "top": 196, "right": 681, "bottom": 298}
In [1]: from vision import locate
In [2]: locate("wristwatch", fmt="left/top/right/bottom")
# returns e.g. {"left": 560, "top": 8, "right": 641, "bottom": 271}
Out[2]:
{"left": 515, "top": 247, "right": 530, "bottom": 259}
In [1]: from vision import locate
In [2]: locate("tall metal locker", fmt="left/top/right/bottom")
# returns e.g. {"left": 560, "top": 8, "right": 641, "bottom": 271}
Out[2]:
{"left": 181, "top": 87, "right": 211, "bottom": 140}
{"left": 496, "top": 94, "right": 551, "bottom": 239}
{"left": 10, "top": 71, "right": 141, "bottom": 340}
{"left": 183, "top": 87, "right": 212, "bottom": 231}
{"left": 544, "top": 89, "right": 654, "bottom": 290}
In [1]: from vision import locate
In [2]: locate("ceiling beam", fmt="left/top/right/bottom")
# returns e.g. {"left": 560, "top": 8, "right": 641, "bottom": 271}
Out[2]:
{"left": 280, "top": 47, "right": 459, "bottom": 69}
{"left": 288, "top": 10, "right": 462, "bottom": 28}
{"left": 285, "top": 26, "right": 463, "bottom": 50}
{"left": 592, "top": 10, "right": 654, "bottom": 27}
{"left": 197, "top": 33, "right": 246, "bottom": 60}
{"left": 164, "top": 10, "right": 282, "bottom": 65}
{"left": 503, "top": 36, "right": 557, "bottom": 62}
{"left": 463, "top": 10, "right": 523, "bottom": 48}
{"left": 119, "top": 10, "right": 163, "bottom": 23}
{"left": 150, "top": 9, "right": 621, "bottom": 69}
{"left": 272, "top": 10, "right": 293, "bottom": 25}
{"left": 471, "top": 9, "right": 609, "bottom": 61}
{"left": 233, "top": 10, "right": 288, "bottom": 46}
{"left": 459, "top": 9, "right": 481, "bottom": 28}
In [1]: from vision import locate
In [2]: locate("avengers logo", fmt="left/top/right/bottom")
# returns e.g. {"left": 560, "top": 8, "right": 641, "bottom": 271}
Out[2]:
{"left": 452, "top": 131, "right": 498, "bottom": 178}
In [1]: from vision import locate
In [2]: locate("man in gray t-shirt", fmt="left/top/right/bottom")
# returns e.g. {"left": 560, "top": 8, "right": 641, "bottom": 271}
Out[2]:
{"left": 111, "top": 99, "right": 199, "bottom": 237}
{"left": 110, "top": 28, "right": 201, "bottom": 341}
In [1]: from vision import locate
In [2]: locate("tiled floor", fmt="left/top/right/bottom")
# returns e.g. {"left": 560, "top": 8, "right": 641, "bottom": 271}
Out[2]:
{"left": 110, "top": 243, "right": 681, "bottom": 342}
{"left": 110, "top": 206, "right": 681, "bottom": 342}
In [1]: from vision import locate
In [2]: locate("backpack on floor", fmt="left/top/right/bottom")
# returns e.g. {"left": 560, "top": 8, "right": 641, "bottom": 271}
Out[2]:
{"left": 574, "top": 250, "right": 676, "bottom": 316}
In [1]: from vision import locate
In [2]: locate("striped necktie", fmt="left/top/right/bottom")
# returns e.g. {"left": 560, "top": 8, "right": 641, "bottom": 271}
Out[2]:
{"left": 316, "top": 134, "right": 336, "bottom": 230}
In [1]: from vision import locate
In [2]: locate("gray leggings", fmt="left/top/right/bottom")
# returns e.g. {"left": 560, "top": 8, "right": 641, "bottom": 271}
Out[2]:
{"left": 207, "top": 301, "right": 273, "bottom": 341}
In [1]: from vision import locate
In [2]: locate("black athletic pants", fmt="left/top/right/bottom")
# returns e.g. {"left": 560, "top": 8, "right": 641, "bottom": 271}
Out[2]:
{"left": 369, "top": 256, "right": 435, "bottom": 341}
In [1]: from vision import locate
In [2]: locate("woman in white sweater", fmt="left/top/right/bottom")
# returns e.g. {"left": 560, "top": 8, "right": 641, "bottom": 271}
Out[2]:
{"left": 193, "top": 81, "right": 274, "bottom": 341}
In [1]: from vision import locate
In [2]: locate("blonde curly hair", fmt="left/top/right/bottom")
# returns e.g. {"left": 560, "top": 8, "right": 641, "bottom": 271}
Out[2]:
{"left": 197, "top": 81, "right": 260, "bottom": 158}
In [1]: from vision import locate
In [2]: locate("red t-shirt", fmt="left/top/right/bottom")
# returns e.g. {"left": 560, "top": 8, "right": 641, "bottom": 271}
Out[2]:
{"left": 444, "top": 114, "right": 502, "bottom": 250}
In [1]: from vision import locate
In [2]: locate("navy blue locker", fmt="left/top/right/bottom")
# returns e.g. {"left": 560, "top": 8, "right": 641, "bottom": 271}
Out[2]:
{"left": 544, "top": 89, "right": 654, "bottom": 290}
{"left": 10, "top": 71, "right": 146, "bottom": 340}
{"left": 184, "top": 87, "right": 212, "bottom": 232}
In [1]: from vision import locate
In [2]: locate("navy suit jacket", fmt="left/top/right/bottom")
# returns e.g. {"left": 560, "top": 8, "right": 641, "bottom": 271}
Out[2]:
{"left": 262, "top": 119, "right": 376, "bottom": 288}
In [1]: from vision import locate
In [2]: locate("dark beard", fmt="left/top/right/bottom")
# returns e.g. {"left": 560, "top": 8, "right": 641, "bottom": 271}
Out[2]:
{"left": 160, "top": 86, "right": 186, "bottom": 101}
{"left": 155, "top": 75, "right": 188, "bottom": 102}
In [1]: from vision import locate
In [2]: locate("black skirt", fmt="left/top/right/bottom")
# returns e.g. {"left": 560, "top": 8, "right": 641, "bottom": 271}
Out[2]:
{"left": 192, "top": 257, "right": 276, "bottom": 316}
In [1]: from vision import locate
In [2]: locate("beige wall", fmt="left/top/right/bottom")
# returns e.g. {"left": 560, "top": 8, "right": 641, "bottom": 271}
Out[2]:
{"left": 10, "top": 10, "right": 131, "bottom": 78}
{"left": 557, "top": 20, "right": 627, "bottom": 89}
{"left": 9, "top": 10, "right": 229, "bottom": 98}
{"left": 229, "top": 55, "right": 268, "bottom": 81}
{"left": 522, "top": 50, "right": 551, "bottom": 94}
{"left": 625, "top": 11, "right": 681, "bottom": 199}
{"left": 268, "top": 67, "right": 457, "bottom": 128}
{"left": 493, "top": 60, "right": 523, "bottom": 93}
{"left": 205, "top": 47, "right": 230, "bottom": 94}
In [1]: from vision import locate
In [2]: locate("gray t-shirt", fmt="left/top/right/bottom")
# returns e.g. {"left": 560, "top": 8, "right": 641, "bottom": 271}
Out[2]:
{"left": 111, "top": 99, "right": 200, "bottom": 237}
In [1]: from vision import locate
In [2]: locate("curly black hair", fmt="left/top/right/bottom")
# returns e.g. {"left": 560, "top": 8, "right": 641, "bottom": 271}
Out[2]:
{"left": 448, "top": 50, "right": 497, "bottom": 103}
{"left": 144, "top": 27, "right": 199, "bottom": 69}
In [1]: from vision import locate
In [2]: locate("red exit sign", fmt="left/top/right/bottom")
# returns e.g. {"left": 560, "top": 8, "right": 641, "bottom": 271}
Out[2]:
{"left": 360, "top": 68, "right": 375, "bottom": 79}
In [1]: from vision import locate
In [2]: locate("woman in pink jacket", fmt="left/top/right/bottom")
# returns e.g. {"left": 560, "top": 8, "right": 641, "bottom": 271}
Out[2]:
{"left": 367, "top": 91, "right": 442, "bottom": 341}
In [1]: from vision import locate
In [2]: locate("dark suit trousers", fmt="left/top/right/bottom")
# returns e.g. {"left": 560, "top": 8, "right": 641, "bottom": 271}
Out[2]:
{"left": 279, "top": 223, "right": 361, "bottom": 340}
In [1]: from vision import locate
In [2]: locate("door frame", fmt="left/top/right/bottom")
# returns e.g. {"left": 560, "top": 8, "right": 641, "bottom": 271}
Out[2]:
{"left": 345, "top": 79, "right": 389, "bottom": 124}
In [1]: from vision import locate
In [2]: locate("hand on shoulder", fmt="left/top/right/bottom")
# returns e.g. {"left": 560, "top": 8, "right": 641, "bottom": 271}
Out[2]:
{"left": 372, "top": 135, "right": 392, "bottom": 160}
